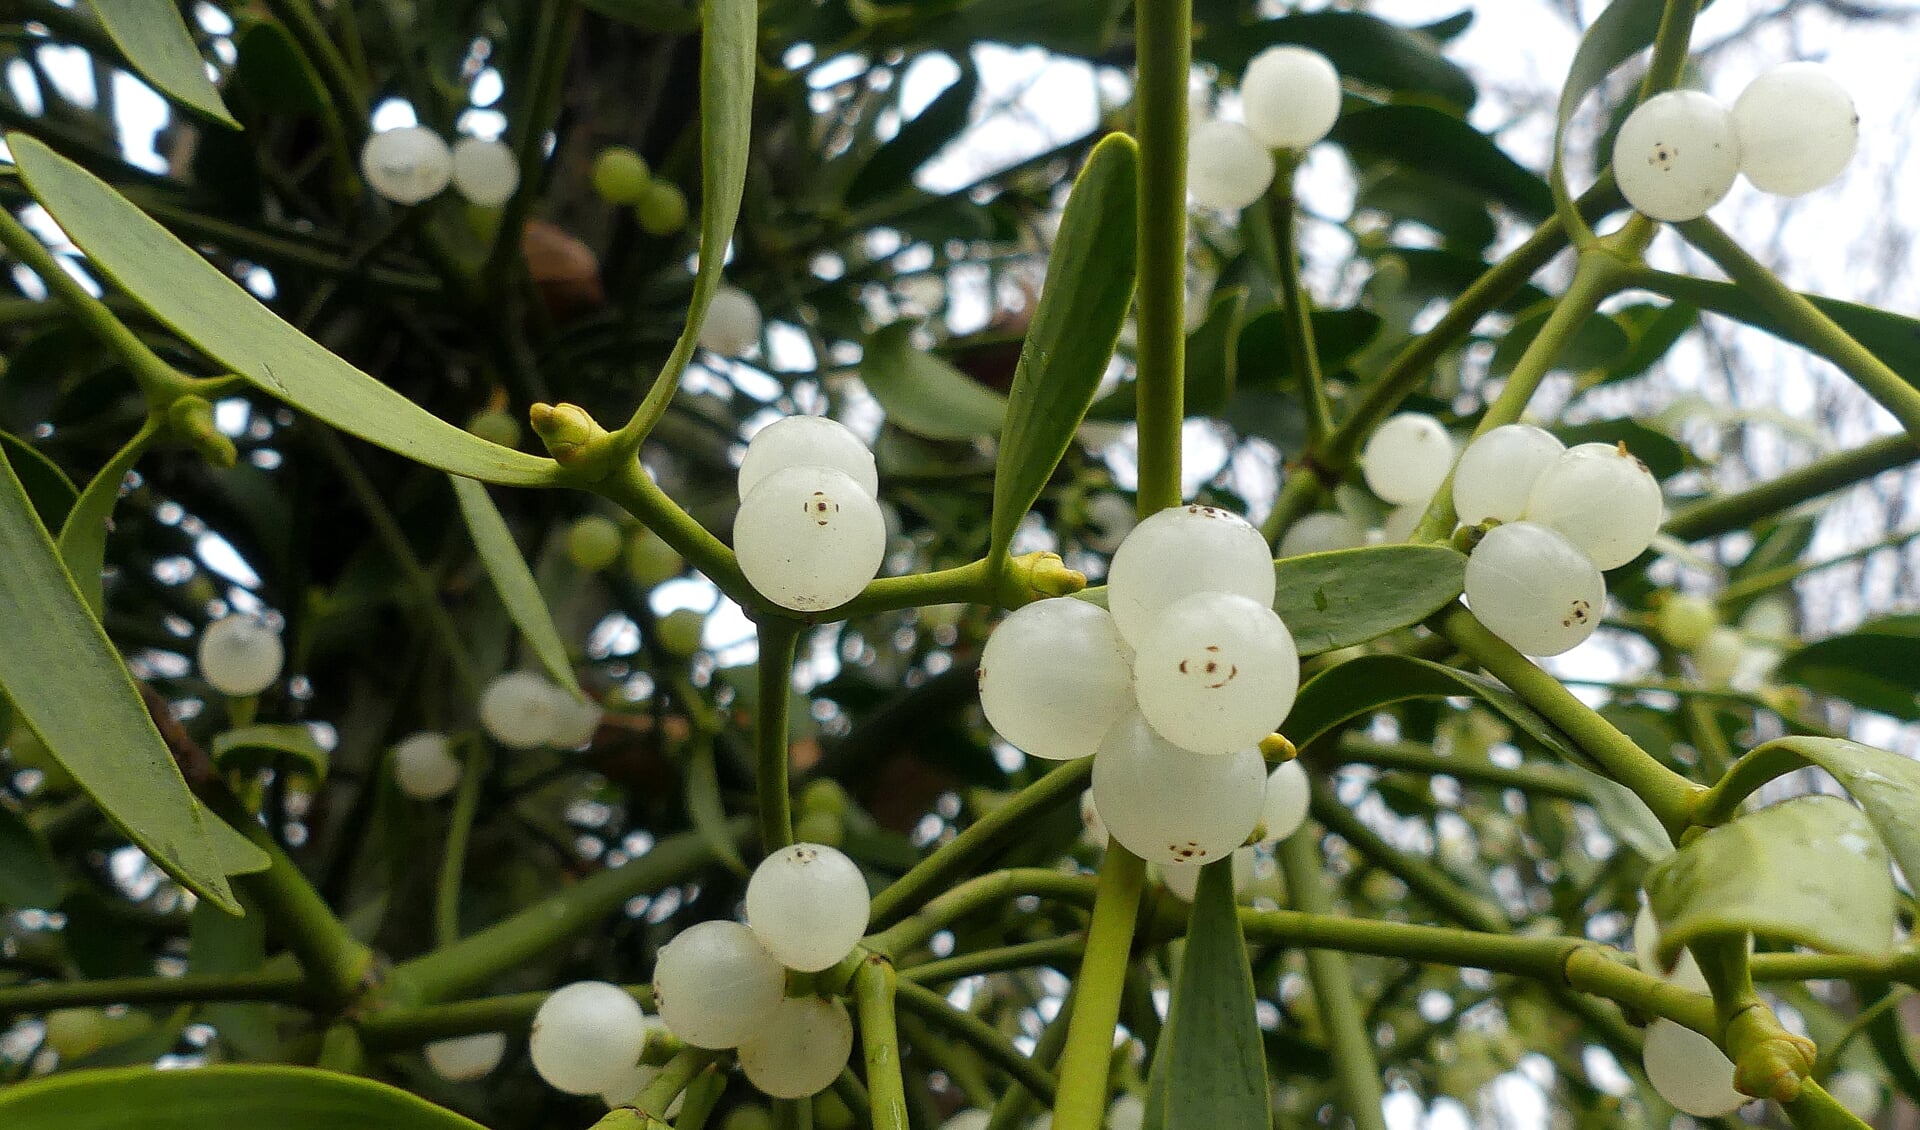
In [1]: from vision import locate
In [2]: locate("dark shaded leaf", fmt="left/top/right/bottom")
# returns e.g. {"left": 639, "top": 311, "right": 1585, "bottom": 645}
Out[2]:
{"left": 847, "top": 64, "right": 979, "bottom": 208}
{"left": 1283, "top": 654, "right": 1580, "bottom": 764}
{"left": 1334, "top": 105, "right": 1552, "bottom": 220}
{"left": 864, "top": 321, "right": 1009, "bottom": 440}
{"left": 450, "top": 476, "right": 584, "bottom": 699}
{"left": 1198, "top": 11, "right": 1477, "bottom": 109}
{"left": 0, "top": 800, "right": 64, "bottom": 908}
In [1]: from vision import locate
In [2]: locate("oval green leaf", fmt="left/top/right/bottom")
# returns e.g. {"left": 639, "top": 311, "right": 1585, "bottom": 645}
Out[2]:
{"left": 0, "top": 799, "right": 65, "bottom": 908}
{"left": 989, "top": 133, "right": 1138, "bottom": 557}
{"left": 1283, "top": 654, "right": 1580, "bottom": 765}
{"left": 8, "top": 134, "right": 558, "bottom": 487}
{"left": 211, "top": 724, "right": 330, "bottom": 781}
{"left": 85, "top": 0, "right": 239, "bottom": 127}
{"left": 0, "top": 1064, "right": 488, "bottom": 1128}
{"left": 1334, "top": 105, "right": 1552, "bottom": 220}
{"left": 863, "top": 321, "right": 1010, "bottom": 441}
{"left": 1773, "top": 616, "right": 1920, "bottom": 721}
{"left": 1146, "top": 858, "right": 1269, "bottom": 1130}
{"left": 449, "top": 475, "right": 584, "bottom": 699}
{"left": 1274, "top": 544, "right": 1468, "bottom": 656}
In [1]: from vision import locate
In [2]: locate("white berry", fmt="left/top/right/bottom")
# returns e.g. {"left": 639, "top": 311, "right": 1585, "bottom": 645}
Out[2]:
{"left": 449, "top": 136, "right": 520, "bottom": 207}
{"left": 1464, "top": 522, "right": 1607, "bottom": 657}
{"left": 1080, "top": 788, "right": 1109, "bottom": 849}
{"left": 1642, "top": 1018, "right": 1747, "bottom": 1117}
{"left": 1258, "top": 759, "right": 1310, "bottom": 845}
{"left": 1379, "top": 500, "right": 1429, "bottom": 545}
{"left": 1362, "top": 413, "right": 1455, "bottom": 506}
{"left": 425, "top": 1032, "right": 507, "bottom": 1082}
{"left": 735, "top": 465, "right": 887, "bottom": 613}
{"left": 1613, "top": 91, "right": 1741, "bottom": 223}
{"left": 1160, "top": 845, "right": 1256, "bottom": 903}
{"left": 529, "top": 981, "right": 651, "bottom": 1096}
{"left": 1451, "top": 424, "right": 1565, "bottom": 526}
{"left": 745, "top": 842, "right": 870, "bottom": 973}
{"left": 1277, "top": 512, "right": 1366, "bottom": 557}
{"left": 979, "top": 599, "right": 1134, "bottom": 762}
{"left": 1107, "top": 505, "right": 1275, "bottom": 647}
{"left": 1524, "top": 442, "right": 1663, "bottom": 570}
{"left": 1240, "top": 46, "right": 1342, "bottom": 150}
{"left": 652, "top": 920, "right": 786, "bottom": 1049}
{"left": 478, "top": 671, "right": 573, "bottom": 750}
{"left": 198, "top": 616, "right": 285, "bottom": 697}
{"left": 1632, "top": 902, "right": 1708, "bottom": 993}
{"left": 700, "top": 284, "right": 763, "bottom": 356}
{"left": 942, "top": 1112, "right": 991, "bottom": 1130}
{"left": 1732, "top": 63, "right": 1857, "bottom": 197}
{"left": 1131, "top": 591, "right": 1299, "bottom": 756}
{"left": 1107, "top": 1093, "right": 1147, "bottom": 1130}
{"left": 360, "top": 126, "right": 453, "bottom": 205}
{"left": 391, "top": 731, "right": 462, "bottom": 800}
{"left": 1187, "top": 119, "right": 1276, "bottom": 211}
{"left": 1091, "top": 713, "right": 1266, "bottom": 866}
{"left": 737, "top": 996, "right": 853, "bottom": 1099}
{"left": 739, "top": 415, "right": 879, "bottom": 500}
{"left": 1695, "top": 625, "right": 1744, "bottom": 686}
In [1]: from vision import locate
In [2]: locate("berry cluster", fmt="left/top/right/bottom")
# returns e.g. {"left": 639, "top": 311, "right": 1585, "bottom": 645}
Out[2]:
{"left": 591, "top": 145, "right": 692, "bottom": 237}
{"left": 981, "top": 506, "right": 1306, "bottom": 865}
{"left": 734, "top": 415, "right": 886, "bottom": 613}
{"left": 1613, "top": 63, "right": 1857, "bottom": 223}
{"left": 359, "top": 127, "right": 520, "bottom": 208}
{"left": 1187, "top": 46, "right": 1342, "bottom": 211}
{"left": 477, "top": 670, "right": 603, "bottom": 751}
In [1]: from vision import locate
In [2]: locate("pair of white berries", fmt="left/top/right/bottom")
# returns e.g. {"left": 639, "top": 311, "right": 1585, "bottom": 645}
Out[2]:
{"left": 477, "top": 670, "right": 602, "bottom": 751}
{"left": 1182, "top": 45, "right": 1336, "bottom": 211}
{"left": 980, "top": 506, "right": 1302, "bottom": 865}
{"left": 1188, "top": 46, "right": 1343, "bottom": 211}
{"left": 734, "top": 415, "right": 886, "bottom": 613}
{"left": 1613, "top": 63, "right": 1857, "bottom": 223}
{"left": 359, "top": 127, "right": 521, "bottom": 208}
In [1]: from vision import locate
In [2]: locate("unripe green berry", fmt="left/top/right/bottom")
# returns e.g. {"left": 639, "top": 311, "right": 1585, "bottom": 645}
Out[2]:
{"left": 800, "top": 778, "right": 851, "bottom": 818}
{"left": 794, "top": 810, "right": 844, "bottom": 848}
{"left": 634, "top": 179, "right": 689, "bottom": 235}
{"left": 625, "top": 527, "right": 684, "bottom": 588}
{"left": 592, "top": 146, "right": 652, "bottom": 204}
{"left": 813, "top": 1089, "right": 856, "bottom": 1130}
{"left": 567, "top": 516, "right": 625, "bottom": 572}
{"left": 1656, "top": 593, "right": 1718, "bottom": 651}
{"left": 657, "top": 609, "right": 706, "bottom": 658}
{"left": 466, "top": 408, "right": 521, "bottom": 449}
{"left": 724, "top": 1109, "right": 774, "bottom": 1130}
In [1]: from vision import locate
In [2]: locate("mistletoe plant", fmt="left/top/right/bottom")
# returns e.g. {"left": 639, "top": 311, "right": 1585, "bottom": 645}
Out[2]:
{"left": 2, "top": 0, "right": 1920, "bottom": 1128}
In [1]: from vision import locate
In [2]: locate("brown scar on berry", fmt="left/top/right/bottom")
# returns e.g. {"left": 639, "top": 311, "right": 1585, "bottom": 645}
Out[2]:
{"left": 1562, "top": 599, "right": 1594, "bottom": 629}
{"left": 803, "top": 491, "right": 838, "bottom": 526}
{"left": 1651, "top": 142, "right": 1677, "bottom": 169}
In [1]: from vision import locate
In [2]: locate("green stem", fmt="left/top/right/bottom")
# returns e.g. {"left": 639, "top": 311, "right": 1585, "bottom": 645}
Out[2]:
{"left": 0, "top": 969, "right": 309, "bottom": 1016}
{"left": 596, "top": 458, "right": 757, "bottom": 610}
{"left": 869, "top": 759, "right": 1092, "bottom": 929}
{"left": 357, "top": 983, "right": 652, "bottom": 1046}
{"left": 482, "top": 1, "right": 581, "bottom": 296}
{"left": 632, "top": 1048, "right": 724, "bottom": 1122}
{"left": 1328, "top": 735, "right": 1593, "bottom": 800}
{"left": 1431, "top": 604, "right": 1702, "bottom": 838}
{"left": 869, "top": 869, "right": 1097, "bottom": 959}
{"left": 895, "top": 978, "right": 1058, "bottom": 1103}
{"left": 900, "top": 936, "right": 1086, "bottom": 985}
{"left": 854, "top": 958, "right": 911, "bottom": 1130}
{"left": 1271, "top": 157, "right": 1333, "bottom": 445}
{"left": 1309, "top": 782, "right": 1506, "bottom": 933}
{"left": 259, "top": 0, "right": 365, "bottom": 191}
{"left": 1678, "top": 218, "right": 1920, "bottom": 441}
{"left": 1131, "top": 0, "right": 1192, "bottom": 515}
{"left": 433, "top": 740, "right": 491, "bottom": 947}
{"left": 1277, "top": 830, "right": 1387, "bottom": 1130}
{"left": 1721, "top": 527, "right": 1920, "bottom": 605}
{"left": 1664, "top": 434, "right": 1917, "bottom": 542}
{"left": 1048, "top": 847, "right": 1146, "bottom": 1130}
{"left": 754, "top": 619, "right": 802, "bottom": 852}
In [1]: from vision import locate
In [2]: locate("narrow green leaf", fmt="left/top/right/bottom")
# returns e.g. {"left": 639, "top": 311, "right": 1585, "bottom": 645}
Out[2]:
{"left": 0, "top": 1065, "right": 488, "bottom": 1128}
{"left": 1333, "top": 105, "right": 1552, "bottom": 220}
{"left": 863, "top": 321, "right": 1009, "bottom": 441}
{"left": 58, "top": 421, "right": 158, "bottom": 618}
{"left": 0, "top": 430, "right": 77, "bottom": 529}
{"left": 232, "top": 20, "right": 328, "bottom": 117}
{"left": 846, "top": 64, "right": 979, "bottom": 208}
{"left": 989, "top": 133, "right": 1138, "bottom": 557}
{"left": 1563, "top": 765, "right": 1673, "bottom": 860}
{"left": 1861, "top": 980, "right": 1920, "bottom": 1106}
{"left": 1581, "top": 301, "right": 1698, "bottom": 390}
{"left": 8, "top": 134, "right": 558, "bottom": 487}
{"left": 1645, "top": 795, "right": 1896, "bottom": 966}
{"left": 85, "top": 0, "right": 239, "bottom": 128}
{"left": 686, "top": 740, "right": 748, "bottom": 876}
{"left": 1184, "top": 288, "right": 1248, "bottom": 416}
{"left": 0, "top": 443, "right": 259, "bottom": 914}
{"left": 0, "top": 799, "right": 65, "bottom": 908}
{"left": 1283, "top": 654, "right": 1581, "bottom": 765}
{"left": 1198, "top": 11, "right": 1477, "bottom": 109}
{"left": 449, "top": 476, "right": 583, "bottom": 699}
{"left": 211, "top": 724, "right": 329, "bottom": 781}
{"left": 1151, "top": 860, "right": 1268, "bottom": 1130}
{"left": 1774, "top": 616, "right": 1920, "bottom": 721}
{"left": 1274, "top": 544, "right": 1468, "bottom": 656}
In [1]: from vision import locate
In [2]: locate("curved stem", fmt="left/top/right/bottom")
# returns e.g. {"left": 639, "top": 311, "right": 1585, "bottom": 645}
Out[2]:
{"left": 895, "top": 978, "right": 1058, "bottom": 1103}
{"left": 433, "top": 740, "right": 491, "bottom": 947}
{"left": 900, "top": 936, "right": 1086, "bottom": 985}
{"left": 854, "top": 958, "right": 911, "bottom": 1130}
{"left": 1277, "top": 830, "right": 1387, "bottom": 1130}
{"left": 0, "top": 969, "right": 309, "bottom": 1016}
{"left": 596, "top": 458, "right": 758, "bottom": 611}
{"left": 1047, "top": 847, "right": 1146, "bottom": 1130}
{"left": 754, "top": 619, "right": 802, "bottom": 853}
{"left": 869, "top": 869, "right": 1098, "bottom": 959}
{"left": 1328, "top": 735, "right": 1593, "bottom": 800}
{"left": 1271, "top": 157, "right": 1333, "bottom": 445}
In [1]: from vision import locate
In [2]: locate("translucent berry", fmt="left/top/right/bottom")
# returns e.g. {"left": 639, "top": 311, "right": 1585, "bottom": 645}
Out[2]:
{"left": 626, "top": 527, "right": 685, "bottom": 588}
{"left": 1159, "top": 845, "right": 1255, "bottom": 903}
{"left": 1656, "top": 593, "right": 1718, "bottom": 651}
{"left": 450, "top": 136, "right": 519, "bottom": 207}
{"left": 1131, "top": 591, "right": 1299, "bottom": 756}
{"left": 567, "top": 515, "right": 625, "bottom": 571}
{"left": 391, "top": 731, "right": 461, "bottom": 800}
{"left": 739, "top": 416, "right": 879, "bottom": 501}
{"left": 1642, "top": 1018, "right": 1747, "bottom": 1118}
{"left": 592, "top": 146, "right": 652, "bottom": 204}
{"left": 1523, "top": 442, "right": 1663, "bottom": 570}
{"left": 1464, "top": 522, "right": 1607, "bottom": 657}
{"left": 360, "top": 126, "right": 453, "bottom": 205}
{"left": 652, "top": 920, "right": 786, "bottom": 1049}
{"left": 597, "top": 1062, "right": 660, "bottom": 1110}
{"left": 1633, "top": 902, "right": 1708, "bottom": 993}
{"left": 700, "top": 284, "right": 763, "bottom": 356}
{"left": 1362, "top": 413, "right": 1454, "bottom": 506}
{"left": 635, "top": 179, "right": 690, "bottom": 235}
{"left": 1613, "top": 90, "right": 1741, "bottom": 223}
{"left": 1187, "top": 119, "right": 1276, "bottom": 212}
{"left": 737, "top": 996, "right": 854, "bottom": 1099}
{"left": 425, "top": 1032, "right": 508, "bottom": 1082}
{"left": 1379, "top": 500, "right": 1428, "bottom": 545}
{"left": 745, "top": 842, "right": 870, "bottom": 972}
{"left": 1277, "top": 512, "right": 1366, "bottom": 557}
{"left": 1107, "top": 505, "right": 1275, "bottom": 646}
{"left": 547, "top": 693, "right": 604, "bottom": 750}
{"left": 529, "top": 981, "right": 651, "bottom": 1096}
{"left": 1258, "top": 759, "right": 1310, "bottom": 845}
{"left": 979, "top": 599, "right": 1133, "bottom": 761}
{"left": 1091, "top": 713, "right": 1266, "bottom": 866}
{"left": 1732, "top": 63, "right": 1856, "bottom": 197}
{"left": 1451, "top": 424, "right": 1566, "bottom": 526}
{"left": 1695, "top": 625, "right": 1744, "bottom": 687}
{"left": 479, "top": 671, "right": 578, "bottom": 749}
{"left": 735, "top": 465, "right": 887, "bottom": 613}
{"left": 1240, "top": 46, "right": 1342, "bottom": 150}
{"left": 1079, "top": 788, "right": 1109, "bottom": 849}
{"left": 198, "top": 616, "right": 285, "bottom": 697}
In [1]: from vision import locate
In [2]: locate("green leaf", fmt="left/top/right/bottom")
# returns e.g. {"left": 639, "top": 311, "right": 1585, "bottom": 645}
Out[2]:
{"left": 1236, "top": 308, "right": 1383, "bottom": 389}
{"left": 0, "top": 1065, "right": 488, "bottom": 1128}
{"left": 1489, "top": 300, "right": 1632, "bottom": 378}
{"left": 686, "top": 740, "right": 748, "bottom": 877}
{"left": 1148, "top": 860, "right": 1269, "bottom": 1130}
{"left": 1563, "top": 765, "right": 1673, "bottom": 860}
{"left": 0, "top": 443, "right": 261, "bottom": 914}
{"left": 0, "top": 431, "right": 77, "bottom": 529}
{"left": 1645, "top": 795, "right": 1896, "bottom": 967}
{"left": 1353, "top": 168, "right": 1496, "bottom": 252}
{"left": 449, "top": 476, "right": 584, "bottom": 699}
{"left": 231, "top": 19, "right": 328, "bottom": 117}
{"left": 1198, "top": 11, "right": 1477, "bottom": 110}
{"left": 1580, "top": 301, "right": 1698, "bottom": 390}
{"left": 59, "top": 421, "right": 157, "bottom": 618}
{"left": 0, "top": 799, "right": 65, "bottom": 908}
{"left": 989, "top": 134, "right": 1138, "bottom": 557}
{"left": 863, "top": 321, "right": 1009, "bottom": 441}
{"left": 211, "top": 724, "right": 329, "bottom": 781}
{"left": 1774, "top": 616, "right": 1920, "bottom": 721}
{"left": 1283, "top": 654, "right": 1580, "bottom": 765}
{"left": 1552, "top": 0, "right": 1665, "bottom": 203}
{"left": 8, "top": 134, "right": 558, "bottom": 487}
{"left": 1333, "top": 105, "right": 1552, "bottom": 220}
{"left": 1274, "top": 545, "right": 1468, "bottom": 656}
{"left": 1184, "top": 288, "right": 1249, "bottom": 416}
{"left": 846, "top": 63, "right": 979, "bottom": 208}
{"left": 85, "top": 0, "right": 239, "bottom": 128}
{"left": 577, "top": 0, "right": 702, "bottom": 33}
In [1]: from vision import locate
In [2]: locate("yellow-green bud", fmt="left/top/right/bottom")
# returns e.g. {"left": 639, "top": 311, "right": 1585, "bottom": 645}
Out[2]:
{"left": 166, "top": 395, "right": 237, "bottom": 469}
